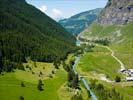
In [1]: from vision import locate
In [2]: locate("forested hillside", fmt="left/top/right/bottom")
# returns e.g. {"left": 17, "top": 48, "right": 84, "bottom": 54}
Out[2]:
{"left": 0, "top": 0, "right": 76, "bottom": 72}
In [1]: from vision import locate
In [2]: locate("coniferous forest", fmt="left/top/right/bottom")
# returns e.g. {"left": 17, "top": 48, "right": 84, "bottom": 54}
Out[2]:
{"left": 0, "top": 0, "right": 77, "bottom": 73}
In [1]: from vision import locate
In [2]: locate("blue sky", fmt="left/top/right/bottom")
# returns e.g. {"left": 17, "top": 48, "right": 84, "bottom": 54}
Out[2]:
{"left": 26, "top": 0, "right": 108, "bottom": 19}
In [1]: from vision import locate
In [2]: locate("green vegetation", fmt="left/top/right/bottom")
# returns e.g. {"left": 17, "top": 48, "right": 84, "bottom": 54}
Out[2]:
{"left": 91, "top": 80, "right": 133, "bottom": 100}
{"left": 0, "top": 62, "right": 67, "bottom": 100}
{"left": 111, "top": 23, "right": 133, "bottom": 69}
{"left": 83, "top": 23, "right": 117, "bottom": 37}
{"left": 37, "top": 79, "right": 44, "bottom": 91}
{"left": 115, "top": 76, "right": 121, "bottom": 82}
{"left": 58, "top": 82, "right": 89, "bottom": 100}
{"left": 0, "top": 0, "right": 77, "bottom": 73}
{"left": 61, "top": 54, "right": 89, "bottom": 100}
{"left": 89, "top": 79, "right": 123, "bottom": 100}
{"left": 63, "top": 54, "right": 80, "bottom": 89}
{"left": 77, "top": 45, "right": 120, "bottom": 80}
{"left": 82, "top": 22, "right": 133, "bottom": 69}
{"left": 79, "top": 23, "right": 133, "bottom": 100}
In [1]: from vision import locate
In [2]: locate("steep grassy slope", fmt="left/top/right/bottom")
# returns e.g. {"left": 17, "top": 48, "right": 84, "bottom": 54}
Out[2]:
{"left": 0, "top": 0, "right": 76, "bottom": 72}
{"left": 80, "top": 23, "right": 133, "bottom": 69}
{"left": 111, "top": 23, "right": 133, "bottom": 69}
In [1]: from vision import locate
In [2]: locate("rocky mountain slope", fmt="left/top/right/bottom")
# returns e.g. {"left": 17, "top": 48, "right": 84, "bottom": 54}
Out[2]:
{"left": 97, "top": 0, "right": 133, "bottom": 25}
{"left": 59, "top": 8, "right": 102, "bottom": 35}
{"left": 80, "top": 0, "right": 133, "bottom": 38}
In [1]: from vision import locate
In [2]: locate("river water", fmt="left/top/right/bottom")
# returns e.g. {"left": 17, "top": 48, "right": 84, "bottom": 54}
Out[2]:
{"left": 73, "top": 40, "right": 98, "bottom": 100}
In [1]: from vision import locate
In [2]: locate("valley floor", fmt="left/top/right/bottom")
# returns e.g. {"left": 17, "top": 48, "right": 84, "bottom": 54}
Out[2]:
{"left": 76, "top": 45, "right": 133, "bottom": 100}
{"left": 0, "top": 64, "right": 66, "bottom": 100}
{"left": 0, "top": 57, "right": 88, "bottom": 100}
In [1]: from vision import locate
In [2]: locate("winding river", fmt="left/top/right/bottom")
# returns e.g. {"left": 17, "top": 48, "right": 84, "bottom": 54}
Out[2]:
{"left": 72, "top": 40, "right": 97, "bottom": 100}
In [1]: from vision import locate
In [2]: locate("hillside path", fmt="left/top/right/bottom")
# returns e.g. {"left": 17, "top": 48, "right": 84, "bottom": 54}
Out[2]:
{"left": 97, "top": 44, "right": 125, "bottom": 70}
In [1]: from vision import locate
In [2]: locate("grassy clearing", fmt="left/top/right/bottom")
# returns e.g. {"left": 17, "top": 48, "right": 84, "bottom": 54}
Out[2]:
{"left": 0, "top": 55, "right": 88, "bottom": 100}
{"left": 0, "top": 61, "right": 67, "bottom": 100}
{"left": 77, "top": 45, "right": 120, "bottom": 80}
{"left": 58, "top": 82, "right": 88, "bottom": 100}
{"left": 15, "top": 61, "right": 55, "bottom": 83}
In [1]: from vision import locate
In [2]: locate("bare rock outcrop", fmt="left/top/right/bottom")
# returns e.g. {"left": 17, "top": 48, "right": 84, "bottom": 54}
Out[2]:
{"left": 97, "top": 0, "right": 133, "bottom": 25}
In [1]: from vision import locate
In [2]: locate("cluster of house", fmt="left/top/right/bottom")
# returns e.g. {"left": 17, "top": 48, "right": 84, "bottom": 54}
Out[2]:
{"left": 120, "top": 68, "right": 133, "bottom": 81}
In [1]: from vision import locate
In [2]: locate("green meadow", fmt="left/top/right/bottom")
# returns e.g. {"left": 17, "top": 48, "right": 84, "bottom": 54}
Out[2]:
{"left": 77, "top": 45, "right": 120, "bottom": 80}
{"left": 0, "top": 56, "right": 88, "bottom": 100}
{"left": 0, "top": 60, "right": 67, "bottom": 100}
{"left": 76, "top": 45, "right": 133, "bottom": 100}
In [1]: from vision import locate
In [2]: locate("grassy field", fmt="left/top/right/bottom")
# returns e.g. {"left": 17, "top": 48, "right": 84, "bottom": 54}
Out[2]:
{"left": 77, "top": 45, "right": 120, "bottom": 80}
{"left": 111, "top": 23, "right": 133, "bottom": 69}
{"left": 80, "top": 22, "right": 133, "bottom": 100}
{"left": 0, "top": 61, "right": 67, "bottom": 100}
{"left": 0, "top": 55, "right": 89, "bottom": 100}
{"left": 82, "top": 23, "right": 118, "bottom": 38}
{"left": 82, "top": 23, "right": 133, "bottom": 69}
{"left": 15, "top": 61, "right": 55, "bottom": 83}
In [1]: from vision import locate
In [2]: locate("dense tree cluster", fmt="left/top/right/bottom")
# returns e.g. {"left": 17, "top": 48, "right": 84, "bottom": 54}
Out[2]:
{"left": 115, "top": 76, "right": 121, "bottom": 82}
{"left": 19, "top": 96, "right": 24, "bottom": 100}
{"left": 94, "top": 38, "right": 110, "bottom": 46}
{"left": 37, "top": 79, "right": 44, "bottom": 91}
{"left": 63, "top": 58, "right": 79, "bottom": 89}
{"left": 90, "top": 79, "right": 123, "bottom": 100}
{"left": 0, "top": 0, "right": 77, "bottom": 73}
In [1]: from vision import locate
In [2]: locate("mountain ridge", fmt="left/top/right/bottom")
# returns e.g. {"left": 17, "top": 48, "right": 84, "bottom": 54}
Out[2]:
{"left": 59, "top": 8, "right": 102, "bottom": 35}
{"left": 96, "top": 0, "right": 133, "bottom": 25}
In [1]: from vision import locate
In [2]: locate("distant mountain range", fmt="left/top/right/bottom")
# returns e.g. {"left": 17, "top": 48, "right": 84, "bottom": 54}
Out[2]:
{"left": 59, "top": 8, "right": 102, "bottom": 35}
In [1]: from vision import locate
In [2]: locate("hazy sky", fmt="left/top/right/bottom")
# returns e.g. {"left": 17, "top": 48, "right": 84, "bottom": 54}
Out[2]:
{"left": 26, "top": 0, "right": 108, "bottom": 19}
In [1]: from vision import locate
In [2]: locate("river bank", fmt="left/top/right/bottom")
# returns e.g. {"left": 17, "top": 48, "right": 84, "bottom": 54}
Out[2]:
{"left": 73, "top": 40, "right": 97, "bottom": 100}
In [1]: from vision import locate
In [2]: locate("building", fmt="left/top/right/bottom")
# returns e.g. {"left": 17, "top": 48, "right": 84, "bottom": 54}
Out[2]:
{"left": 128, "top": 69, "right": 133, "bottom": 77}
{"left": 126, "top": 77, "right": 133, "bottom": 81}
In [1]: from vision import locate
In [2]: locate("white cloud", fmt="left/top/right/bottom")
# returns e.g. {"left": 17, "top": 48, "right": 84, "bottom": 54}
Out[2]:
{"left": 39, "top": 5, "right": 47, "bottom": 13}
{"left": 52, "top": 8, "right": 63, "bottom": 18}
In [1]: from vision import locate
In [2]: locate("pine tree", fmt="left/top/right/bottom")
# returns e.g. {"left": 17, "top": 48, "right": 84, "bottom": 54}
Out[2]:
{"left": 19, "top": 96, "right": 24, "bottom": 100}
{"left": 37, "top": 79, "right": 44, "bottom": 91}
{"left": 115, "top": 76, "right": 121, "bottom": 82}
{"left": 21, "top": 82, "right": 25, "bottom": 87}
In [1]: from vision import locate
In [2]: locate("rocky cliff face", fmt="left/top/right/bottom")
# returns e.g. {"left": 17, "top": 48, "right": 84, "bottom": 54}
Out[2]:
{"left": 97, "top": 0, "right": 133, "bottom": 25}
